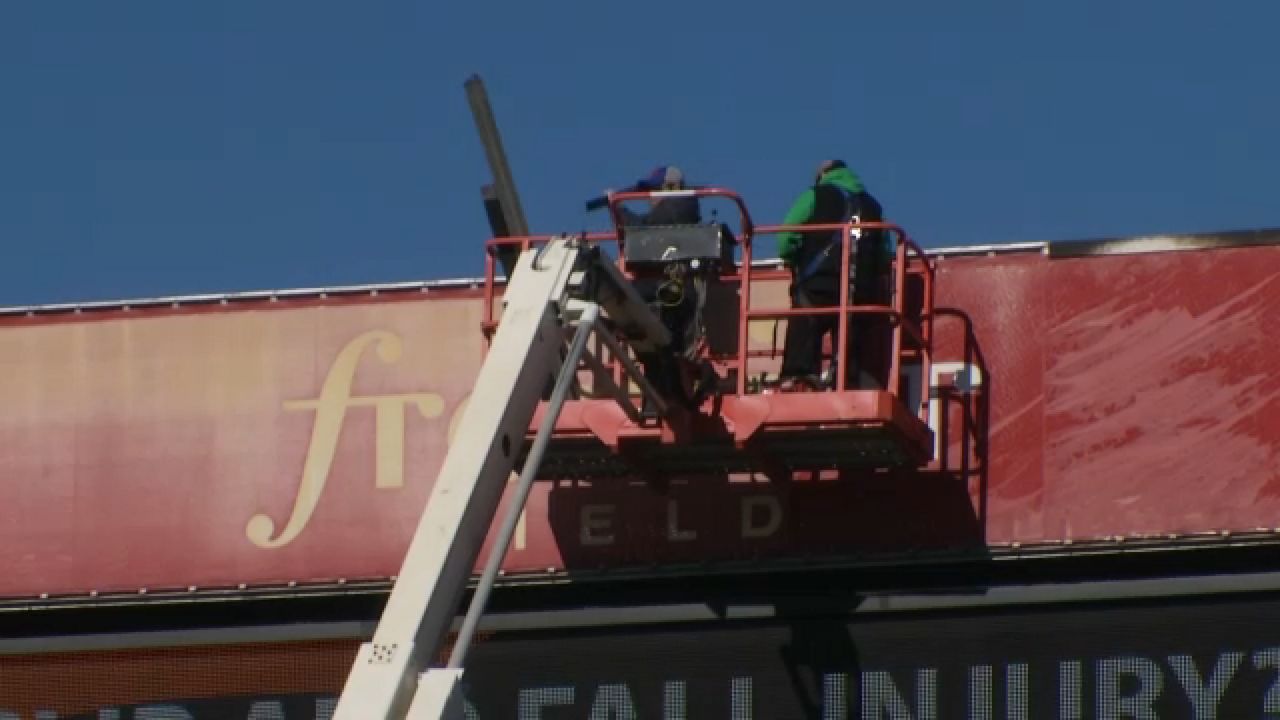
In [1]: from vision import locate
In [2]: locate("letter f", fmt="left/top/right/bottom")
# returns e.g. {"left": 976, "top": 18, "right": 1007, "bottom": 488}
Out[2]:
{"left": 246, "top": 331, "right": 441, "bottom": 549}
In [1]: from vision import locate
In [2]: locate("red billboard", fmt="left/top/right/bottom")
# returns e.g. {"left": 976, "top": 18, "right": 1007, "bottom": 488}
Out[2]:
{"left": 1, "top": 238, "right": 1277, "bottom": 600}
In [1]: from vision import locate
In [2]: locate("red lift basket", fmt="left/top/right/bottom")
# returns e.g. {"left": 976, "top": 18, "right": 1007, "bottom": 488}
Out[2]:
{"left": 481, "top": 187, "right": 936, "bottom": 479}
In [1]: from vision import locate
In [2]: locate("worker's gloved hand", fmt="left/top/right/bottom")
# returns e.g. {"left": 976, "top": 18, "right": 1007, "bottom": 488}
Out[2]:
{"left": 585, "top": 189, "right": 614, "bottom": 212}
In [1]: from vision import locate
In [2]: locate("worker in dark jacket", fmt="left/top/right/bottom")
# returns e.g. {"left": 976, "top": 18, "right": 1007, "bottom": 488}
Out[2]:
{"left": 776, "top": 160, "right": 891, "bottom": 391}
{"left": 590, "top": 166, "right": 707, "bottom": 412}
{"left": 589, "top": 165, "right": 701, "bottom": 226}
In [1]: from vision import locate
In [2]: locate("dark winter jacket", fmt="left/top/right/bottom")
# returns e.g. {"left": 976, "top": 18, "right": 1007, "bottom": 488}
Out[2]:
{"left": 619, "top": 196, "right": 701, "bottom": 227}
{"left": 777, "top": 166, "right": 886, "bottom": 295}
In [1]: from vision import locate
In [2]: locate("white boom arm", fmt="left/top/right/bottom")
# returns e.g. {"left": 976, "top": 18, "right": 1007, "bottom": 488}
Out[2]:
{"left": 333, "top": 237, "right": 668, "bottom": 719}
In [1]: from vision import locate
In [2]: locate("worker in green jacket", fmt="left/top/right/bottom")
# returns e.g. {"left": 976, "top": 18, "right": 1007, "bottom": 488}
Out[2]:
{"left": 775, "top": 160, "right": 891, "bottom": 391}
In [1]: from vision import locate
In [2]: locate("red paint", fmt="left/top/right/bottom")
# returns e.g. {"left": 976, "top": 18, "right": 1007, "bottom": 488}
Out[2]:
{"left": 1, "top": 243, "right": 1278, "bottom": 599}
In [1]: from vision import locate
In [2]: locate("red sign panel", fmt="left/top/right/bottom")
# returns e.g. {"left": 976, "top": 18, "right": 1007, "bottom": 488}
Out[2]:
{"left": 0, "top": 243, "right": 1277, "bottom": 599}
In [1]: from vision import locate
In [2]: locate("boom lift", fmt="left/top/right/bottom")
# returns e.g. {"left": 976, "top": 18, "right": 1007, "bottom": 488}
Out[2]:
{"left": 333, "top": 75, "right": 935, "bottom": 718}
{"left": 332, "top": 185, "right": 937, "bottom": 718}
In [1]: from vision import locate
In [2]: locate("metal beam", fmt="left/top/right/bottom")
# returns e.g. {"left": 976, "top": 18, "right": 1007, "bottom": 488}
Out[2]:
{"left": 465, "top": 75, "right": 528, "bottom": 279}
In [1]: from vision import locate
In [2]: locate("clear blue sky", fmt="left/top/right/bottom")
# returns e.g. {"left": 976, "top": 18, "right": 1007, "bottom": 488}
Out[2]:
{"left": 3, "top": 1, "right": 1277, "bottom": 306}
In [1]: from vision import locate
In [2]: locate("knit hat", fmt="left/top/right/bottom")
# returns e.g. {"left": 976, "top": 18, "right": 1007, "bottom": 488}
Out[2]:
{"left": 635, "top": 165, "right": 685, "bottom": 190}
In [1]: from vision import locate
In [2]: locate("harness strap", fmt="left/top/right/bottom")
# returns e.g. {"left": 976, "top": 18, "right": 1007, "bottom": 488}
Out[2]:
{"left": 796, "top": 185, "right": 859, "bottom": 283}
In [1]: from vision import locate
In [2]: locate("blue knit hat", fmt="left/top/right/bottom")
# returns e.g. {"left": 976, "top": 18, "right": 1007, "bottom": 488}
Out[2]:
{"left": 634, "top": 165, "right": 685, "bottom": 190}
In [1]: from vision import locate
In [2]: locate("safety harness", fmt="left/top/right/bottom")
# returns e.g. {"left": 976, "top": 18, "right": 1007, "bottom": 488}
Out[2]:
{"left": 796, "top": 184, "right": 861, "bottom": 284}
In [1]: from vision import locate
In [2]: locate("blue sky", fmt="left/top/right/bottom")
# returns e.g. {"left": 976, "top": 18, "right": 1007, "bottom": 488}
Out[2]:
{"left": 3, "top": 1, "right": 1277, "bottom": 306}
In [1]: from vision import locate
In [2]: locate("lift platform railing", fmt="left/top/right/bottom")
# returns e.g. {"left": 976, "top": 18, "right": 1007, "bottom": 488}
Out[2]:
{"left": 746, "top": 220, "right": 935, "bottom": 423}
{"left": 477, "top": 189, "right": 935, "bottom": 426}
{"left": 606, "top": 186, "right": 756, "bottom": 262}
{"left": 479, "top": 187, "right": 754, "bottom": 331}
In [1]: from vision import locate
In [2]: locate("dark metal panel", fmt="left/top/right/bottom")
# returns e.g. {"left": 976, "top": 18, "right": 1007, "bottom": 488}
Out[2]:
{"left": 11, "top": 587, "right": 1280, "bottom": 717}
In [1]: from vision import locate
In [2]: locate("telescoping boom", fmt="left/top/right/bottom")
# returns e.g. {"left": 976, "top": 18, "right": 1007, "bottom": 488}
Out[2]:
{"left": 332, "top": 237, "right": 672, "bottom": 718}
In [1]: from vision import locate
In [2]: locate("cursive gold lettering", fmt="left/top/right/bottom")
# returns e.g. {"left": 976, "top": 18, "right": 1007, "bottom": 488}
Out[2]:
{"left": 246, "top": 330, "right": 443, "bottom": 549}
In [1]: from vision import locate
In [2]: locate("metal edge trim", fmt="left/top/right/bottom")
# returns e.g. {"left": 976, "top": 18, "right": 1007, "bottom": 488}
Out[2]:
{"left": 5, "top": 529, "right": 1280, "bottom": 613}
{"left": 6, "top": 225, "right": 1278, "bottom": 317}
{"left": 0, "top": 620, "right": 374, "bottom": 655}
{"left": 0, "top": 278, "right": 485, "bottom": 318}
{"left": 0, "top": 243, "right": 1034, "bottom": 317}
{"left": 7, "top": 568, "right": 1280, "bottom": 655}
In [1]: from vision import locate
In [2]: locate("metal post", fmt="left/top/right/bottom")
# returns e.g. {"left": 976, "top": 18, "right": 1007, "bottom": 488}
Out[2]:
{"left": 446, "top": 303, "right": 601, "bottom": 670}
{"left": 466, "top": 75, "right": 528, "bottom": 281}
{"left": 835, "top": 222, "right": 853, "bottom": 392}
{"left": 736, "top": 230, "right": 754, "bottom": 396}
{"left": 465, "top": 75, "right": 529, "bottom": 238}
{"left": 888, "top": 235, "right": 907, "bottom": 397}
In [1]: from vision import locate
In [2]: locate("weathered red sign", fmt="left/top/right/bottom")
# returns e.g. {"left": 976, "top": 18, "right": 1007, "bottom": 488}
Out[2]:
{"left": 0, "top": 240, "right": 1277, "bottom": 600}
